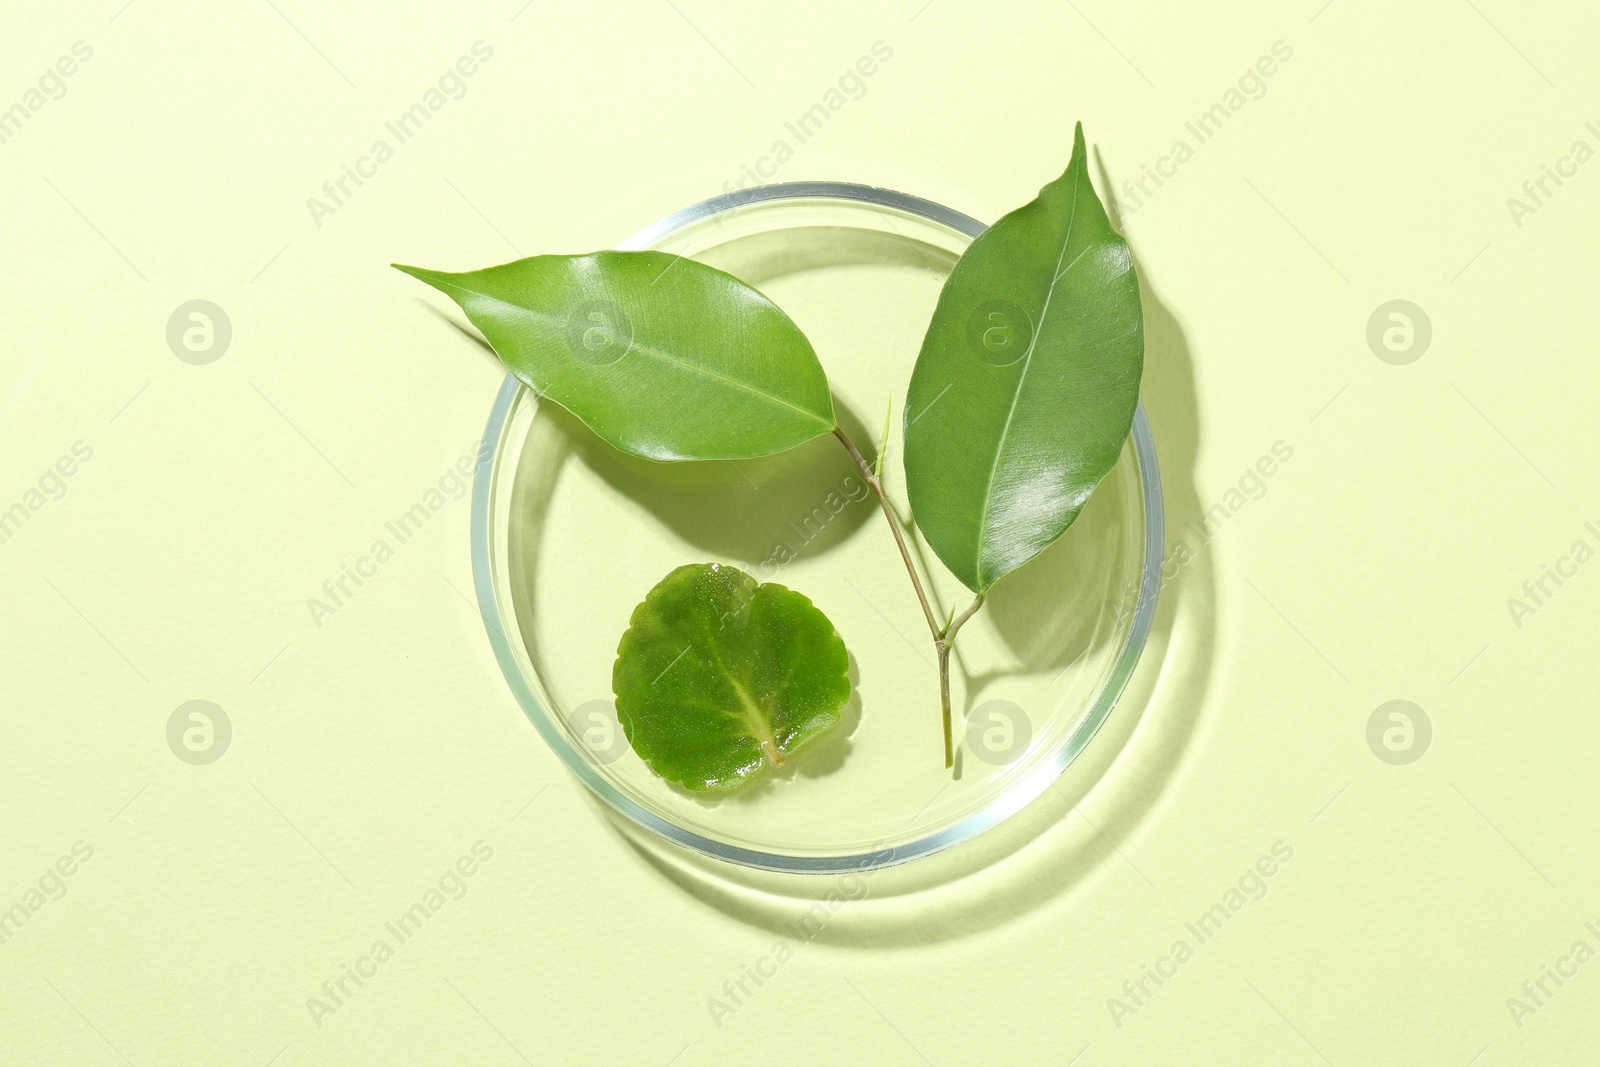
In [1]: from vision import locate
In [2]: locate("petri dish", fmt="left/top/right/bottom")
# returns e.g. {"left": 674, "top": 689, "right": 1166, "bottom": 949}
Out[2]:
{"left": 470, "top": 182, "right": 1163, "bottom": 873}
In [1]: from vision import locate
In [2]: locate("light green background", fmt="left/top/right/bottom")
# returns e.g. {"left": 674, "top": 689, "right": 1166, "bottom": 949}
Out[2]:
{"left": 3, "top": 1, "right": 1596, "bottom": 1063}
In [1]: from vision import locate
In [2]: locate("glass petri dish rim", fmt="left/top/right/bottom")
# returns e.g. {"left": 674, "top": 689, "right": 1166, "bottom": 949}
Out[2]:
{"left": 469, "top": 180, "right": 1165, "bottom": 874}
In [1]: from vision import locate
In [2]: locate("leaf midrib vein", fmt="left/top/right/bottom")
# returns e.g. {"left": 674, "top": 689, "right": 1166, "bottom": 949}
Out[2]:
{"left": 424, "top": 273, "right": 832, "bottom": 429}
{"left": 694, "top": 614, "right": 778, "bottom": 749}
{"left": 970, "top": 165, "right": 1084, "bottom": 588}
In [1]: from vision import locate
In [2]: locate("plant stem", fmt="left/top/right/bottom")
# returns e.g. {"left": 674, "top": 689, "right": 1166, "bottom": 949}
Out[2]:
{"left": 832, "top": 426, "right": 941, "bottom": 639}
{"left": 937, "top": 592, "right": 985, "bottom": 767}
{"left": 833, "top": 425, "right": 986, "bottom": 768}
{"left": 937, "top": 641, "right": 953, "bottom": 766}
{"left": 943, "top": 592, "right": 986, "bottom": 645}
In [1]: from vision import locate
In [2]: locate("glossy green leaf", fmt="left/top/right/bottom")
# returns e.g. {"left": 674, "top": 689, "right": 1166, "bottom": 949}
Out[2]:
{"left": 395, "top": 252, "right": 836, "bottom": 461}
{"left": 903, "top": 122, "right": 1143, "bottom": 593}
{"left": 612, "top": 563, "right": 851, "bottom": 792}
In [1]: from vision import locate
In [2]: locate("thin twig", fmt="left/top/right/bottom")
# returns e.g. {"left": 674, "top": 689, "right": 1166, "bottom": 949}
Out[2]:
{"left": 873, "top": 394, "right": 892, "bottom": 481}
{"left": 833, "top": 425, "right": 986, "bottom": 768}
{"left": 943, "top": 593, "right": 986, "bottom": 642}
{"left": 833, "top": 426, "right": 940, "bottom": 640}
{"left": 936, "top": 593, "right": 984, "bottom": 768}
{"left": 937, "top": 642, "right": 954, "bottom": 767}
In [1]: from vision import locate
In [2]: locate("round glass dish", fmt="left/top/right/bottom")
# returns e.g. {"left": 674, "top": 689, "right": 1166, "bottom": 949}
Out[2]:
{"left": 470, "top": 182, "right": 1163, "bottom": 873}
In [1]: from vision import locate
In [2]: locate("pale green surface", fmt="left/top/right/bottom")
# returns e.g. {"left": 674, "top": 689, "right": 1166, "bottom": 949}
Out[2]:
{"left": 4, "top": 3, "right": 1599, "bottom": 1065}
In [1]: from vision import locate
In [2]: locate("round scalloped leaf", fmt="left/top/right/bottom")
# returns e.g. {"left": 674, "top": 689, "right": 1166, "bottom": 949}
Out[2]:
{"left": 611, "top": 563, "right": 851, "bottom": 792}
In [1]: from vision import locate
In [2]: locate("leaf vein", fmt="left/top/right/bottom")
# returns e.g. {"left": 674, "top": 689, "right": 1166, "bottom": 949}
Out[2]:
{"left": 971, "top": 161, "right": 1085, "bottom": 588}
{"left": 420, "top": 271, "right": 833, "bottom": 430}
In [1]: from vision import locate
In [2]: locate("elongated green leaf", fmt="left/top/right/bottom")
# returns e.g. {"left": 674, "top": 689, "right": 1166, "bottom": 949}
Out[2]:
{"left": 903, "top": 123, "right": 1143, "bottom": 592}
{"left": 612, "top": 563, "right": 850, "bottom": 792}
{"left": 395, "top": 252, "right": 836, "bottom": 461}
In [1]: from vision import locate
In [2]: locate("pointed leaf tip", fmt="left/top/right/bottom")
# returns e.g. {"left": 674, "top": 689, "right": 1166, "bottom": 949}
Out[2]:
{"left": 396, "top": 252, "right": 837, "bottom": 461}
{"left": 902, "top": 120, "right": 1143, "bottom": 591}
{"left": 392, "top": 262, "right": 448, "bottom": 287}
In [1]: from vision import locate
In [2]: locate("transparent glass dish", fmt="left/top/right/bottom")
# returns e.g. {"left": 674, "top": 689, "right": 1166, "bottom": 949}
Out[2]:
{"left": 470, "top": 182, "right": 1163, "bottom": 873}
